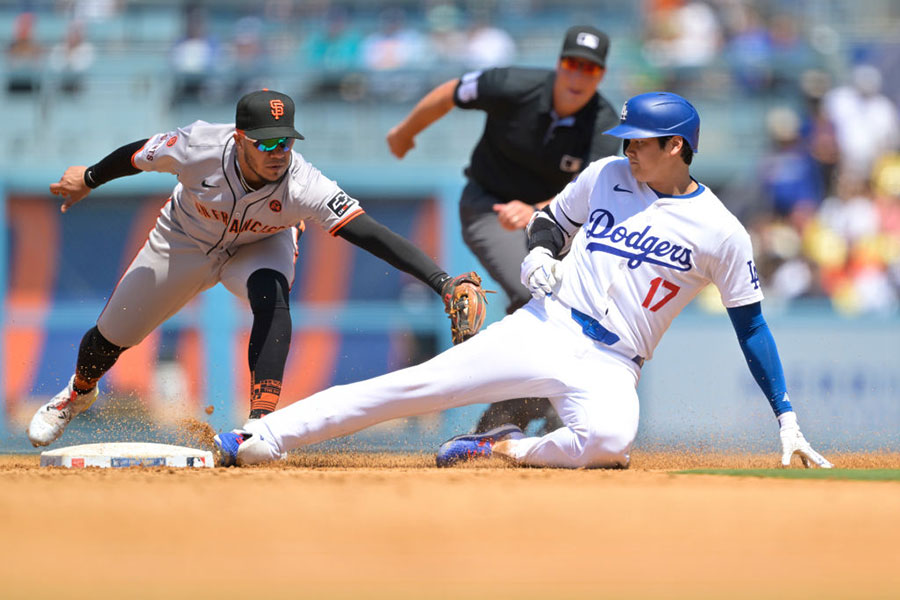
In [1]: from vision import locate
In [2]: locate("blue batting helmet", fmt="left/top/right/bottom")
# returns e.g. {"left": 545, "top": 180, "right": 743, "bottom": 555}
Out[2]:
{"left": 604, "top": 92, "right": 700, "bottom": 152}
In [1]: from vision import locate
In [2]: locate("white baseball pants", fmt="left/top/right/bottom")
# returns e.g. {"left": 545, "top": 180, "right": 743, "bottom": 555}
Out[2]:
{"left": 247, "top": 296, "right": 641, "bottom": 468}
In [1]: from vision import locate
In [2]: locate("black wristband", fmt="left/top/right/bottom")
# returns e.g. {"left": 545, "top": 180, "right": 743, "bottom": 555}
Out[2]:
{"left": 435, "top": 273, "right": 453, "bottom": 295}
{"left": 84, "top": 139, "right": 148, "bottom": 189}
{"left": 83, "top": 166, "right": 99, "bottom": 189}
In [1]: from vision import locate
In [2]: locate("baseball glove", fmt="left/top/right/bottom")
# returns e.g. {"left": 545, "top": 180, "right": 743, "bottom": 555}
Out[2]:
{"left": 441, "top": 271, "right": 490, "bottom": 344}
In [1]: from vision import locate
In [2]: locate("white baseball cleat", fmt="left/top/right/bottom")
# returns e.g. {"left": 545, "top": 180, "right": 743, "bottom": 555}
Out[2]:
{"left": 27, "top": 375, "right": 99, "bottom": 447}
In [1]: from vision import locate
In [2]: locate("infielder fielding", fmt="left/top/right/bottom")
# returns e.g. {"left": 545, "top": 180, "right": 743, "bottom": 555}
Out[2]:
{"left": 215, "top": 91, "right": 832, "bottom": 470}
{"left": 387, "top": 25, "right": 622, "bottom": 437}
{"left": 28, "top": 89, "right": 483, "bottom": 448}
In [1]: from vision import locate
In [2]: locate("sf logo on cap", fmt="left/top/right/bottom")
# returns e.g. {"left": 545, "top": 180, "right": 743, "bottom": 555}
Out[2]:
{"left": 270, "top": 99, "right": 284, "bottom": 120}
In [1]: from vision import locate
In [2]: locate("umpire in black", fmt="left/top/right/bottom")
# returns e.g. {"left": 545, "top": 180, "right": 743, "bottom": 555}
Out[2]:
{"left": 387, "top": 26, "right": 620, "bottom": 435}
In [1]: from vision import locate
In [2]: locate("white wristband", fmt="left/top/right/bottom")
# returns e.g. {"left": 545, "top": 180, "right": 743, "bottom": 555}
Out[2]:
{"left": 777, "top": 411, "right": 798, "bottom": 430}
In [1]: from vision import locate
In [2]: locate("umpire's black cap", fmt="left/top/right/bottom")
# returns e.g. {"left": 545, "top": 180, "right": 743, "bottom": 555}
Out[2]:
{"left": 236, "top": 89, "right": 304, "bottom": 140}
{"left": 560, "top": 26, "right": 609, "bottom": 67}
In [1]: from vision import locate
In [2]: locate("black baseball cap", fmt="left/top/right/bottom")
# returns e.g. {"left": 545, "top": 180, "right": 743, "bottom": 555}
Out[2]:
{"left": 235, "top": 89, "right": 304, "bottom": 140}
{"left": 559, "top": 26, "right": 609, "bottom": 67}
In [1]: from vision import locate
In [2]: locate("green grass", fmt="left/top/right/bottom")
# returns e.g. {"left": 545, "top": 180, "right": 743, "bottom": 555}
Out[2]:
{"left": 674, "top": 469, "right": 900, "bottom": 481}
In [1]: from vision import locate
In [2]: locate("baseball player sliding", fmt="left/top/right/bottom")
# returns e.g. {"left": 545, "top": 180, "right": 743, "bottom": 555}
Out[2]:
{"left": 214, "top": 92, "right": 832, "bottom": 470}
{"left": 28, "top": 89, "right": 479, "bottom": 448}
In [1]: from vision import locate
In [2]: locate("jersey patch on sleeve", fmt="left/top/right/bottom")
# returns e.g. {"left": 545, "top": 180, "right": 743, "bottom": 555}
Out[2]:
{"left": 327, "top": 192, "right": 356, "bottom": 218}
{"left": 144, "top": 133, "right": 174, "bottom": 162}
{"left": 456, "top": 70, "right": 483, "bottom": 103}
{"left": 747, "top": 260, "right": 761, "bottom": 290}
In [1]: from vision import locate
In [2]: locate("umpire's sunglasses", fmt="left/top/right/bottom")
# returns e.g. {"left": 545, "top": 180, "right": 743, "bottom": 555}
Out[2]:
{"left": 560, "top": 56, "right": 603, "bottom": 76}
{"left": 247, "top": 136, "right": 294, "bottom": 153}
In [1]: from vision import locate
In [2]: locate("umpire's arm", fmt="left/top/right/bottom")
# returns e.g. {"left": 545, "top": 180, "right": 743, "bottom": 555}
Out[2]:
{"left": 386, "top": 79, "right": 459, "bottom": 159}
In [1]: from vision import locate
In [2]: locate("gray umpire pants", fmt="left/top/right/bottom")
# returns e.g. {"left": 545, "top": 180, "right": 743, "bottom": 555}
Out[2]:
{"left": 458, "top": 178, "right": 562, "bottom": 434}
{"left": 459, "top": 179, "right": 532, "bottom": 314}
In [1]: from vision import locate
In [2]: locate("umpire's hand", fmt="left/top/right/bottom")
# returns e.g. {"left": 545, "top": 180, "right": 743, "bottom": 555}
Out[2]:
{"left": 386, "top": 126, "right": 415, "bottom": 159}
{"left": 493, "top": 200, "right": 536, "bottom": 231}
{"left": 50, "top": 166, "right": 91, "bottom": 213}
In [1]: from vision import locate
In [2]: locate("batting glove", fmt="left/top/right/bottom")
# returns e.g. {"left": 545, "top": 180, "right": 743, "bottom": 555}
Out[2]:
{"left": 520, "top": 247, "right": 562, "bottom": 300}
{"left": 778, "top": 411, "right": 833, "bottom": 468}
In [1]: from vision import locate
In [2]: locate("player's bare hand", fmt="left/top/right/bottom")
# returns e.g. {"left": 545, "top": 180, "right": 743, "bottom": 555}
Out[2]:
{"left": 778, "top": 411, "right": 833, "bottom": 468}
{"left": 386, "top": 126, "right": 415, "bottom": 159}
{"left": 50, "top": 166, "right": 91, "bottom": 213}
{"left": 493, "top": 200, "right": 536, "bottom": 231}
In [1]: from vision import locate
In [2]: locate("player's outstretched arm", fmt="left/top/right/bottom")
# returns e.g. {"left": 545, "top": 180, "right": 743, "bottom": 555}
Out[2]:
{"left": 386, "top": 79, "right": 458, "bottom": 159}
{"left": 50, "top": 166, "right": 92, "bottom": 213}
{"left": 336, "top": 213, "right": 488, "bottom": 343}
{"left": 726, "top": 302, "right": 832, "bottom": 468}
{"left": 335, "top": 213, "right": 450, "bottom": 294}
{"left": 52, "top": 139, "right": 148, "bottom": 214}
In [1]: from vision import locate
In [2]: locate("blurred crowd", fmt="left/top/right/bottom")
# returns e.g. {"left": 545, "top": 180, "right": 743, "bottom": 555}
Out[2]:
{"left": 748, "top": 66, "right": 900, "bottom": 315}
{"left": 4, "top": 0, "right": 900, "bottom": 315}
{"left": 632, "top": 0, "right": 900, "bottom": 315}
{"left": 4, "top": 0, "right": 519, "bottom": 103}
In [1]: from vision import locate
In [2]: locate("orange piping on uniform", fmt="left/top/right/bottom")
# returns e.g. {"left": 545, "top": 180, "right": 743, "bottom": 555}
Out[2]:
{"left": 328, "top": 208, "right": 365, "bottom": 236}
{"left": 130, "top": 139, "right": 149, "bottom": 169}
{"left": 289, "top": 224, "right": 302, "bottom": 291}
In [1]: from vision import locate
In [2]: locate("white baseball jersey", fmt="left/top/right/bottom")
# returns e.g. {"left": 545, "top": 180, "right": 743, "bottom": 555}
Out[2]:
{"left": 546, "top": 156, "right": 764, "bottom": 360}
{"left": 238, "top": 157, "right": 768, "bottom": 469}
{"left": 133, "top": 121, "right": 363, "bottom": 252}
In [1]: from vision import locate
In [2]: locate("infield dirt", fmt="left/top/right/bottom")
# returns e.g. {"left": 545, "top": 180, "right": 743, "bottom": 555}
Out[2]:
{"left": 1, "top": 451, "right": 898, "bottom": 600}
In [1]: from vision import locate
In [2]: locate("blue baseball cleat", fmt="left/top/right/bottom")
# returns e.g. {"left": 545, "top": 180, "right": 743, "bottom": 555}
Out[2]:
{"left": 213, "top": 430, "right": 249, "bottom": 467}
{"left": 435, "top": 424, "right": 524, "bottom": 467}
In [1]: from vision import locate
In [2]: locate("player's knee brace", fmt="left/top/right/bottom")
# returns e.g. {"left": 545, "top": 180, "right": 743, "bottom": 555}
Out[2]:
{"left": 247, "top": 269, "right": 291, "bottom": 314}
{"left": 76, "top": 326, "right": 128, "bottom": 383}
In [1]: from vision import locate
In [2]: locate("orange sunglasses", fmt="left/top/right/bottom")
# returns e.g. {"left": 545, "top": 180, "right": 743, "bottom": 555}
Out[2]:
{"left": 560, "top": 56, "right": 603, "bottom": 76}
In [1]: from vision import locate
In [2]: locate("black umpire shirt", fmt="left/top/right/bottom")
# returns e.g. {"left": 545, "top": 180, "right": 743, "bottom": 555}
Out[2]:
{"left": 453, "top": 67, "right": 621, "bottom": 204}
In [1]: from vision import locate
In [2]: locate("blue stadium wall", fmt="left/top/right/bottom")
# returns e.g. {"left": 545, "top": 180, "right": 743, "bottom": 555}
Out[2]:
{"left": 2, "top": 172, "right": 898, "bottom": 454}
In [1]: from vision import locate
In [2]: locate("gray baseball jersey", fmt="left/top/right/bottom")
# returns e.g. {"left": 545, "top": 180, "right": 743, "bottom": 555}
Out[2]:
{"left": 97, "top": 121, "right": 363, "bottom": 347}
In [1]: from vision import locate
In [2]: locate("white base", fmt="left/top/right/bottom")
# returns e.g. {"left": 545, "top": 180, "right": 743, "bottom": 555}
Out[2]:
{"left": 40, "top": 442, "right": 214, "bottom": 469}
